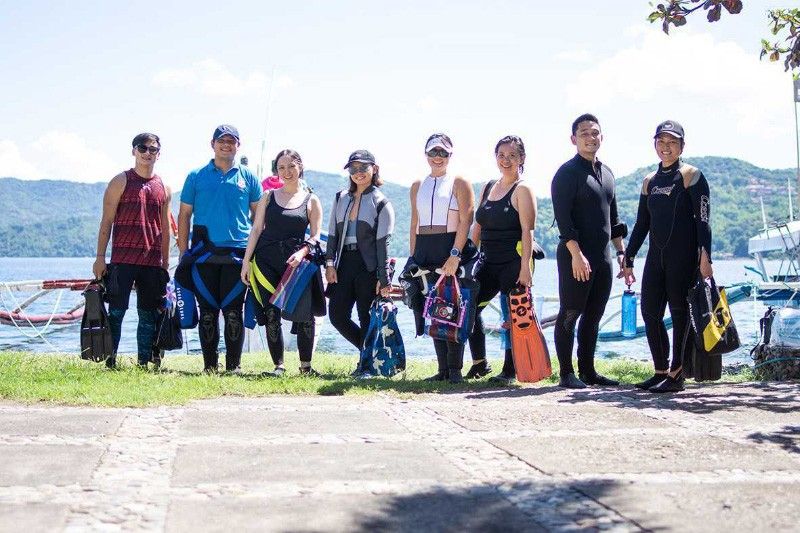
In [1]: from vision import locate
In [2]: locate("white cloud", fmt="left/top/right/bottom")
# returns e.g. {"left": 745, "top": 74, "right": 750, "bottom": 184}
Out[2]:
{"left": 29, "top": 131, "right": 116, "bottom": 182}
{"left": 152, "top": 59, "right": 269, "bottom": 96}
{"left": 0, "top": 140, "right": 39, "bottom": 178}
{"left": 417, "top": 95, "right": 439, "bottom": 112}
{"left": 566, "top": 28, "right": 790, "bottom": 132}
{"left": 563, "top": 27, "right": 795, "bottom": 173}
{"left": 276, "top": 74, "right": 294, "bottom": 89}
{"left": 0, "top": 132, "right": 116, "bottom": 182}
{"left": 555, "top": 49, "right": 592, "bottom": 63}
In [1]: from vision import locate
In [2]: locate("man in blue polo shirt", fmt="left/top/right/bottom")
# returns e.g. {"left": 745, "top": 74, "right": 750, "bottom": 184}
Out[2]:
{"left": 178, "top": 124, "right": 262, "bottom": 373}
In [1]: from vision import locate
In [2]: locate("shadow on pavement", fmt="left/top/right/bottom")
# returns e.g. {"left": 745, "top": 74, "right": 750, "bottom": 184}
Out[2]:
{"left": 747, "top": 425, "right": 800, "bottom": 455}
{"left": 333, "top": 480, "right": 624, "bottom": 533}
{"left": 465, "top": 381, "right": 800, "bottom": 416}
{"left": 315, "top": 378, "right": 505, "bottom": 396}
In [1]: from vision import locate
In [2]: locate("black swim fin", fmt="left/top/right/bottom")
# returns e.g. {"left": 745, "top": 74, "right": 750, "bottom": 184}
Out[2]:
{"left": 681, "top": 321, "right": 721, "bottom": 382}
{"left": 80, "top": 281, "right": 114, "bottom": 362}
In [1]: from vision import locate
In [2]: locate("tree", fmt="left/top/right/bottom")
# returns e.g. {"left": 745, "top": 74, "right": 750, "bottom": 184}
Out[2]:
{"left": 647, "top": 2, "right": 800, "bottom": 74}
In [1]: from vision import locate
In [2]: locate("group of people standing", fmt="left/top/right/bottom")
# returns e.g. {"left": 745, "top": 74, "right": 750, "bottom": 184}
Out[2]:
{"left": 94, "top": 112, "right": 713, "bottom": 393}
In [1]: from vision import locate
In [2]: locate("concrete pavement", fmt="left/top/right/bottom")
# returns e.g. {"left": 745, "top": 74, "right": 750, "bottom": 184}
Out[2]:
{"left": 0, "top": 381, "right": 798, "bottom": 532}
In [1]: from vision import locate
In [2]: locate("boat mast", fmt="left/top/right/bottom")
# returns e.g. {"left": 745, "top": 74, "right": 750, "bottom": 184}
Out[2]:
{"left": 794, "top": 78, "right": 800, "bottom": 216}
{"left": 258, "top": 67, "right": 278, "bottom": 179}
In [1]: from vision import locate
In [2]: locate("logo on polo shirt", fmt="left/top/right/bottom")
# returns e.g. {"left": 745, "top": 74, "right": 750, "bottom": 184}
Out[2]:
{"left": 238, "top": 177, "right": 246, "bottom": 190}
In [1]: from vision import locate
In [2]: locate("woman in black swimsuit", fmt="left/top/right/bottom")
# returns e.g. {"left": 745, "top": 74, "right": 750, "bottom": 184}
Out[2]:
{"left": 242, "top": 149, "right": 325, "bottom": 376}
{"left": 468, "top": 135, "right": 537, "bottom": 384}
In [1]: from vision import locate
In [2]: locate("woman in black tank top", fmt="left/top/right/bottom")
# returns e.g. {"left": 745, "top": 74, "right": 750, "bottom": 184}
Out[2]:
{"left": 466, "top": 136, "right": 538, "bottom": 384}
{"left": 242, "top": 149, "right": 325, "bottom": 377}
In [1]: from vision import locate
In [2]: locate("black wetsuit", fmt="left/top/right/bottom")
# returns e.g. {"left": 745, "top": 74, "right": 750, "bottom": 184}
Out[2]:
{"left": 551, "top": 154, "right": 627, "bottom": 377}
{"left": 469, "top": 181, "right": 522, "bottom": 376}
{"left": 625, "top": 162, "right": 712, "bottom": 372}
{"left": 254, "top": 193, "right": 316, "bottom": 366}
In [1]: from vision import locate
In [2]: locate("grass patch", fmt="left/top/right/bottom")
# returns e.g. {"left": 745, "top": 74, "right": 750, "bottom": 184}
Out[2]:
{"left": 0, "top": 351, "right": 754, "bottom": 407}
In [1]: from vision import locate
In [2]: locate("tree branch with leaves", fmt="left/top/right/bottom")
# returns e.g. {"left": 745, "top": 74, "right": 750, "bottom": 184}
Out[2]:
{"left": 648, "top": 2, "right": 799, "bottom": 73}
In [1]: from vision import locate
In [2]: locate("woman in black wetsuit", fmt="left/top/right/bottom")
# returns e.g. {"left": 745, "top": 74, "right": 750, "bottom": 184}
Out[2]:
{"left": 325, "top": 150, "right": 395, "bottom": 374}
{"left": 467, "top": 135, "right": 537, "bottom": 384}
{"left": 623, "top": 121, "right": 713, "bottom": 393}
{"left": 241, "top": 149, "right": 325, "bottom": 376}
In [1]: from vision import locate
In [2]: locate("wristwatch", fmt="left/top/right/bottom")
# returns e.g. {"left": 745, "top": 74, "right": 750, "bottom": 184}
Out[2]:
{"left": 449, "top": 248, "right": 462, "bottom": 258}
{"left": 325, "top": 259, "right": 335, "bottom": 268}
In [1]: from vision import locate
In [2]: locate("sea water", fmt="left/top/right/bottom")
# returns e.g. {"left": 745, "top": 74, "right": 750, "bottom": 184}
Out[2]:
{"left": 0, "top": 257, "right": 766, "bottom": 363}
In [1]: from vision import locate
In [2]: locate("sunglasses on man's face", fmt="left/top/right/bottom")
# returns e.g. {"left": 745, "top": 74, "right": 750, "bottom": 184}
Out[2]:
{"left": 426, "top": 148, "right": 450, "bottom": 158}
{"left": 348, "top": 163, "right": 372, "bottom": 175}
{"left": 135, "top": 144, "right": 160, "bottom": 155}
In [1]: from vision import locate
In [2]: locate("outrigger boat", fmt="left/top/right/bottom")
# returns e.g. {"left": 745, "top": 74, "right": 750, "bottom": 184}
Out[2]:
{"left": 0, "top": 279, "right": 91, "bottom": 327}
{"left": 746, "top": 219, "right": 800, "bottom": 307}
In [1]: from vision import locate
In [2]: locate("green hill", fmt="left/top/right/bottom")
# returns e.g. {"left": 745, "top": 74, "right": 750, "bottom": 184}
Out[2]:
{"left": 0, "top": 156, "right": 794, "bottom": 258}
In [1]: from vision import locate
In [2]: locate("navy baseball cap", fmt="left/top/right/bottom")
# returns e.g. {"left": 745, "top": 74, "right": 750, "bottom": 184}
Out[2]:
{"left": 213, "top": 124, "right": 240, "bottom": 141}
{"left": 344, "top": 149, "right": 376, "bottom": 168}
{"left": 654, "top": 120, "right": 684, "bottom": 139}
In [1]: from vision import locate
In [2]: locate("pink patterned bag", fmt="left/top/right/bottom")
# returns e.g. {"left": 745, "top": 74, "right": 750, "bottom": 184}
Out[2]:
{"left": 423, "top": 274, "right": 465, "bottom": 328}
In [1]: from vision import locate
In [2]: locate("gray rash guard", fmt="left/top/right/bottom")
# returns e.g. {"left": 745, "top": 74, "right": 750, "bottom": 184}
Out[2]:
{"left": 326, "top": 185, "right": 395, "bottom": 287}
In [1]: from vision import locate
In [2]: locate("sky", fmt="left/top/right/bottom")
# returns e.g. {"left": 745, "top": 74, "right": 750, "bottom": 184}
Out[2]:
{"left": 0, "top": 0, "right": 796, "bottom": 198}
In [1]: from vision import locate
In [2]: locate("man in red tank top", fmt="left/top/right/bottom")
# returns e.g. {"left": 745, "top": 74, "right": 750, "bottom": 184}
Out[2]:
{"left": 93, "top": 133, "right": 172, "bottom": 369}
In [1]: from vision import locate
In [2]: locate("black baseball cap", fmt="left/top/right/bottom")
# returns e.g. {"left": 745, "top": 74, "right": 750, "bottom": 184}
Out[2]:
{"left": 213, "top": 124, "right": 240, "bottom": 141}
{"left": 343, "top": 149, "right": 376, "bottom": 168}
{"left": 654, "top": 120, "right": 684, "bottom": 139}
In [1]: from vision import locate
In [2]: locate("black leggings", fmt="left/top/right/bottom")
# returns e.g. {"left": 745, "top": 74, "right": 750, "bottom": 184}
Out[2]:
{"left": 554, "top": 244, "right": 612, "bottom": 376}
{"left": 262, "top": 304, "right": 315, "bottom": 367}
{"left": 195, "top": 263, "right": 246, "bottom": 371}
{"left": 640, "top": 251, "right": 695, "bottom": 372}
{"left": 413, "top": 231, "right": 466, "bottom": 375}
{"left": 468, "top": 260, "right": 519, "bottom": 375}
{"left": 328, "top": 250, "right": 377, "bottom": 351}
{"left": 433, "top": 340, "right": 465, "bottom": 373}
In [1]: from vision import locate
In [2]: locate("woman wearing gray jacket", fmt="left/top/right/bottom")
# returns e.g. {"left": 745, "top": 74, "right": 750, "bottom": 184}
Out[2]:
{"left": 325, "top": 150, "right": 395, "bottom": 368}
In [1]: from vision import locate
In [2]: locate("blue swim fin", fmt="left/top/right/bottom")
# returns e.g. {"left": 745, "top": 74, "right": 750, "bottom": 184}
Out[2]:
{"left": 174, "top": 276, "right": 198, "bottom": 329}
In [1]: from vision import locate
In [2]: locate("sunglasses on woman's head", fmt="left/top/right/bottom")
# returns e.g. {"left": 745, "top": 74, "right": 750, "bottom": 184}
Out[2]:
{"left": 426, "top": 148, "right": 450, "bottom": 158}
{"left": 135, "top": 144, "right": 160, "bottom": 154}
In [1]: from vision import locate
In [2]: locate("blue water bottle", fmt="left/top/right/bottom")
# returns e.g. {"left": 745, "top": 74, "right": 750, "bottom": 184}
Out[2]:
{"left": 621, "top": 284, "right": 637, "bottom": 338}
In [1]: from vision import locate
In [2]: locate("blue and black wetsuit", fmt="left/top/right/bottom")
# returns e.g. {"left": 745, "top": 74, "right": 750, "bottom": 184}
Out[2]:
{"left": 175, "top": 226, "right": 247, "bottom": 372}
{"left": 625, "top": 161, "right": 712, "bottom": 372}
{"left": 551, "top": 154, "right": 627, "bottom": 377}
{"left": 469, "top": 180, "right": 523, "bottom": 376}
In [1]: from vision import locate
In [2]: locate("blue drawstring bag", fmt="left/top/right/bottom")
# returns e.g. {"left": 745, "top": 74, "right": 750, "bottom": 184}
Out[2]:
{"left": 358, "top": 298, "right": 406, "bottom": 376}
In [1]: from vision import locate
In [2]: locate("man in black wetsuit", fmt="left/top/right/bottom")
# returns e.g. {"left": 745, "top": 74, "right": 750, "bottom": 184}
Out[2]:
{"left": 551, "top": 114, "right": 627, "bottom": 389}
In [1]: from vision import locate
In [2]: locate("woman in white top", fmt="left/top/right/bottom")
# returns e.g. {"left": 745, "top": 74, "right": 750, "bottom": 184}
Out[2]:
{"left": 408, "top": 133, "right": 475, "bottom": 384}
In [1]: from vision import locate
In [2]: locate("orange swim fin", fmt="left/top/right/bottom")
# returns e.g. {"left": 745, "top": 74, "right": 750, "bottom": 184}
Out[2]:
{"left": 508, "top": 285, "right": 552, "bottom": 383}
